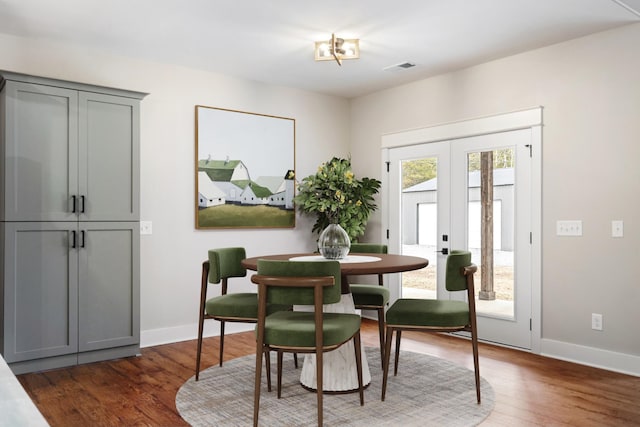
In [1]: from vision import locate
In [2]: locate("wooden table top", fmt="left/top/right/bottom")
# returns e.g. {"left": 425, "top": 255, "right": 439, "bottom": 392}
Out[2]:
{"left": 242, "top": 253, "right": 429, "bottom": 293}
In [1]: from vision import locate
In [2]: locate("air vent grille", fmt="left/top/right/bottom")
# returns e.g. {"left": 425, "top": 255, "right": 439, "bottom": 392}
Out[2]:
{"left": 383, "top": 62, "right": 416, "bottom": 72}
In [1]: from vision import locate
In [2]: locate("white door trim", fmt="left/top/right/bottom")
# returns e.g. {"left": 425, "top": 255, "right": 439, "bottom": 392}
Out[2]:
{"left": 381, "top": 107, "right": 542, "bottom": 354}
{"left": 381, "top": 107, "right": 542, "bottom": 148}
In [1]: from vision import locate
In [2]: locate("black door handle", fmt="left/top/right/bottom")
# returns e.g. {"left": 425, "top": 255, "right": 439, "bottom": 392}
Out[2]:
{"left": 435, "top": 248, "right": 449, "bottom": 255}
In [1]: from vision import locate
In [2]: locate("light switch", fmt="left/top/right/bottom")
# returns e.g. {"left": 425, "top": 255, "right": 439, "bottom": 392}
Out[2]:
{"left": 556, "top": 220, "right": 582, "bottom": 236}
{"left": 611, "top": 220, "right": 623, "bottom": 238}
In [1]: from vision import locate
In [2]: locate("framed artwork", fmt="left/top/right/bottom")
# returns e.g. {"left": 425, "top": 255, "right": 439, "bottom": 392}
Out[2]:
{"left": 195, "top": 106, "right": 295, "bottom": 229}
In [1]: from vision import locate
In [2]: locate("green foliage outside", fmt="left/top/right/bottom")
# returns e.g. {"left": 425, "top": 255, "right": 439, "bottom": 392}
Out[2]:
{"left": 198, "top": 204, "right": 294, "bottom": 228}
{"left": 293, "top": 157, "right": 381, "bottom": 242}
{"left": 402, "top": 158, "right": 438, "bottom": 189}
{"left": 402, "top": 148, "right": 514, "bottom": 189}
{"left": 467, "top": 149, "right": 514, "bottom": 171}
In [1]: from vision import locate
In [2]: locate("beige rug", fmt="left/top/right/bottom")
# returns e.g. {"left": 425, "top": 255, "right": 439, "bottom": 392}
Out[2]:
{"left": 176, "top": 348, "right": 494, "bottom": 426}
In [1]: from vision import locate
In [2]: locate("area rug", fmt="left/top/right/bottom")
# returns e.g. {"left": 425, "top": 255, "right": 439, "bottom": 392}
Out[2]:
{"left": 176, "top": 348, "right": 494, "bottom": 426}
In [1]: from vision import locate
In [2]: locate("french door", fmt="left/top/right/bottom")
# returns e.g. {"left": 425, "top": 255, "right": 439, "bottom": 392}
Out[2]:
{"left": 386, "top": 128, "right": 535, "bottom": 350}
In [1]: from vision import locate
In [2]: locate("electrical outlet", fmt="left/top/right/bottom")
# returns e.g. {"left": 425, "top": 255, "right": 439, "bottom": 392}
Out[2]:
{"left": 557, "top": 220, "right": 582, "bottom": 236}
{"left": 612, "top": 220, "right": 623, "bottom": 238}
{"left": 591, "top": 313, "right": 603, "bottom": 331}
{"left": 140, "top": 221, "right": 153, "bottom": 235}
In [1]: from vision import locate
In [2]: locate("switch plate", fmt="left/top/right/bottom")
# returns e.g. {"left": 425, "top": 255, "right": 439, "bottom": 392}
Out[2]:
{"left": 140, "top": 221, "right": 153, "bottom": 235}
{"left": 556, "top": 220, "right": 582, "bottom": 236}
{"left": 591, "top": 313, "right": 603, "bottom": 331}
{"left": 611, "top": 220, "right": 623, "bottom": 238}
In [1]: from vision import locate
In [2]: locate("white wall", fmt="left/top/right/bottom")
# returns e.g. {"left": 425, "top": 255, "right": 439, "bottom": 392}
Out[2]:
{"left": 2, "top": 22, "right": 639, "bottom": 375}
{"left": 0, "top": 33, "right": 351, "bottom": 345}
{"left": 350, "top": 23, "right": 640, "bottom": 373}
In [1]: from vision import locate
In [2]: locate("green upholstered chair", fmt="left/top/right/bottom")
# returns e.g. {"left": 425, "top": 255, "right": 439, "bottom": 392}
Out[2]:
{"left": 381, "top": 250, "right": 480, "bottom": 403}
{"left": 195, "top": 247, "right": 290, "bottom": 381}
{"left": 251, "top": 260, "right": 364, "bottom": 427}
{"left": 349, "top": 243, "right": 390, "bottom": 367}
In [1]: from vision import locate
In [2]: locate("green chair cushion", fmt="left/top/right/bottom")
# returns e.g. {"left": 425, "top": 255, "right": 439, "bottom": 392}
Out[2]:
{"left": 350, "top": 284, "right": 390, "bottom": 307}
{"left": 261, "top": 311, "right": 362, "bottom": 348}
{"left": 349, "top": 243, "right": 387, "bottom": 254}
{"left": 386, "top": 298, "right": 470, "bottom": 328}
{"left": 208, "top": 247, "right": 247, "bottom": 284}
{"left": 446, "top": 250, "right": 472, "bottom": 291}
{"left": 256, "top": 260, "right": 342, "bottom": 306}
{"left": 206, "top": 293, "right": 288, "bottom": 319}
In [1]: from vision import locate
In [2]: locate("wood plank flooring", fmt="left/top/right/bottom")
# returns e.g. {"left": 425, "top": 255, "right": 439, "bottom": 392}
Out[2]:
{"left": 17, "top": 319, "right": 640, "bottom": 426}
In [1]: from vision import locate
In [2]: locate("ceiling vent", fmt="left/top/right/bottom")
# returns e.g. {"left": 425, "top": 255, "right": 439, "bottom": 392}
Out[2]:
{"left": 383, "top": 62, "right": 416, "bottom": 72}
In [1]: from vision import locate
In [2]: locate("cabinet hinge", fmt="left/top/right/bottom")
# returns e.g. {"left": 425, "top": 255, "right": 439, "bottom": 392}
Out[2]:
{"left": 525, "top": 144, "right": 532, "bottom": 157}
{"left": 530, "top": 318, "right": 532, "bottom": 331}
{"left": 530, "top": 232, "right": 532, "bottom": 244}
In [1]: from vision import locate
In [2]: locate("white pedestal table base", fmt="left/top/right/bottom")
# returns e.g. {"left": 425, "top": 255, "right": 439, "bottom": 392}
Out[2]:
{"left": 296, "top": 294, "right": 371, "bottom": 392}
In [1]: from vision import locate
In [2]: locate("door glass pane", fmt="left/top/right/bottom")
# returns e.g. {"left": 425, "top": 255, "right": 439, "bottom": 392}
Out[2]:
{"left": 400, "top": 157, "right": 437, "bottom": 299}
{"left": 466, "top": 149, "right": 515, "bottom": 318}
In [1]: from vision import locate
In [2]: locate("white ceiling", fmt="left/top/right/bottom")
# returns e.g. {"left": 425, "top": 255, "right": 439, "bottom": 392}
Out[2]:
{"left": 1, "top": 0, "right": 639, "bottom": 98}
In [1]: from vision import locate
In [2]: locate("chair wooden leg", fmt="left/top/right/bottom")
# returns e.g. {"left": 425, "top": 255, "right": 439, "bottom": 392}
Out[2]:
{"left": 264, "top": 349, "right": 272, "bottom": 392}
{"left": 253, "top": 344, "right": 263, "bottom": 427}
{"left": 381, "top": 326, "right": 394, "bottom": 401}
{"left": 354, "top": 332, "right": 364, "bottom": 405}
{"left": 316, "top": 347, "right": 323, "bottom": 427}
{"left": 219, "top": 321, "right": 225, "bottom": 367}
{"left": 394, "top": 329, "right": 402, "bottom": 376}
{"left": 471, "top": 328, "right": 481, "bottom": 404}
{"left": 277, "top": 350, "right": 284, "bottom": 398}
{"left": 195, "top": 315, "right": 205, "bottom": 381}
{"left": 377, "top": 308, "right": 385, "bottom": 368}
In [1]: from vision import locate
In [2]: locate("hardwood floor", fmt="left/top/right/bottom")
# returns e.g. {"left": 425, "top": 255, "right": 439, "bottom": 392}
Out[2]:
{"left": 17, "top": 319, "right": 640, "bottom": 426}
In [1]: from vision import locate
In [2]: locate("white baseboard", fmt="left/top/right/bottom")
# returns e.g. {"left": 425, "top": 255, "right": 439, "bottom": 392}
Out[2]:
{"left": 140, "top": 322, "right": 254, "bottom": 348}
{"left": 541, "top": 338, "right": 640, "bottom": 377}
{"left": 140, "top": 324, "right": 640, "bottom": 378}
{"left": 141, "top": 311, "right": 367, "bottom": 348}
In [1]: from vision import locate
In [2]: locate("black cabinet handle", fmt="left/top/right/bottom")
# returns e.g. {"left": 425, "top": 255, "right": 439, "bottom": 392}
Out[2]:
{"left": 80, "top": 230, "right": 86, "bottom": 248}
{"left": 71, "top": 230, "right": 77, "bottom": 248}
{"left": 71, "top": 195, "right": 77, "bottom": 213}
{"left": 80, "top": 195, "right": 86, "bottom": 213}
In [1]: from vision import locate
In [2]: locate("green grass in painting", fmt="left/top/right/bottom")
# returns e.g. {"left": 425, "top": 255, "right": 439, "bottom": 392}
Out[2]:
{"left": 198, "top": 204, "right": 295, "bottom": 228}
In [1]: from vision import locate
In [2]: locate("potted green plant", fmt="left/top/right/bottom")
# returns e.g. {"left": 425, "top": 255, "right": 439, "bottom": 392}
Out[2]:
{"left": 294, "top": 157, "right": 381, "bottom": 257}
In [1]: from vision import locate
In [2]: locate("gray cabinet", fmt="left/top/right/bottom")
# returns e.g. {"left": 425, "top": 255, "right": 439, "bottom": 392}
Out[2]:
{"left": 0, "top": 72, "right": 145, "bottom": 374}
{"left": 2, "top": 222, "right": 79, "bottom": 364}
{"left": 78, "top": 222, "right": 140, "bottom": 354}
{"left": 78, "top": 92, "right": 140, "bottom": 221}
{"left": 1, "top": 80, "right": 140, "bottom": 222}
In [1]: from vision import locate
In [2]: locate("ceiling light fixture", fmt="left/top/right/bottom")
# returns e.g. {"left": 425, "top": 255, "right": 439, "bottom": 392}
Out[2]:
{"left": 314, "top": 33, "right": 360, "bottom": 66}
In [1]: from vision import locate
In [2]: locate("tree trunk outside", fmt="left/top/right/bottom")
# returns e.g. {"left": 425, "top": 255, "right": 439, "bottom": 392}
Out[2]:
{"left": 479, "top": 151, "right": 495, "bottom": 300}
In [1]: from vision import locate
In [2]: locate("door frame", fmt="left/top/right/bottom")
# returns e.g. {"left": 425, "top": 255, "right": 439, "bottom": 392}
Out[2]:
{"left": 381, "top": 107, "right": 542, "bottom": 353}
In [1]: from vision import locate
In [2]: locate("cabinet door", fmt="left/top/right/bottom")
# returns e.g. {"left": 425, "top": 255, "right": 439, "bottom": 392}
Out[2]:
{"left": 78, "top": 222, "right": 140, "bottom": 352}
{"left": 2, "top": 82, "right": 79, "bottom": 221}
{"left": 78, "top": 93, "right": 140, "bottom": 221}
{"left": 2, "top": 222, "right": 79, "bottom": 363}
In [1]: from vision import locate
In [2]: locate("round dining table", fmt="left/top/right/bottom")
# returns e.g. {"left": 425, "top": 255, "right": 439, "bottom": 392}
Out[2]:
{"left": 241, "top": 252, "right": 429, "bottom": 393}
{"left": 241, "top": 252, "right": 429, "bottom": 294}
